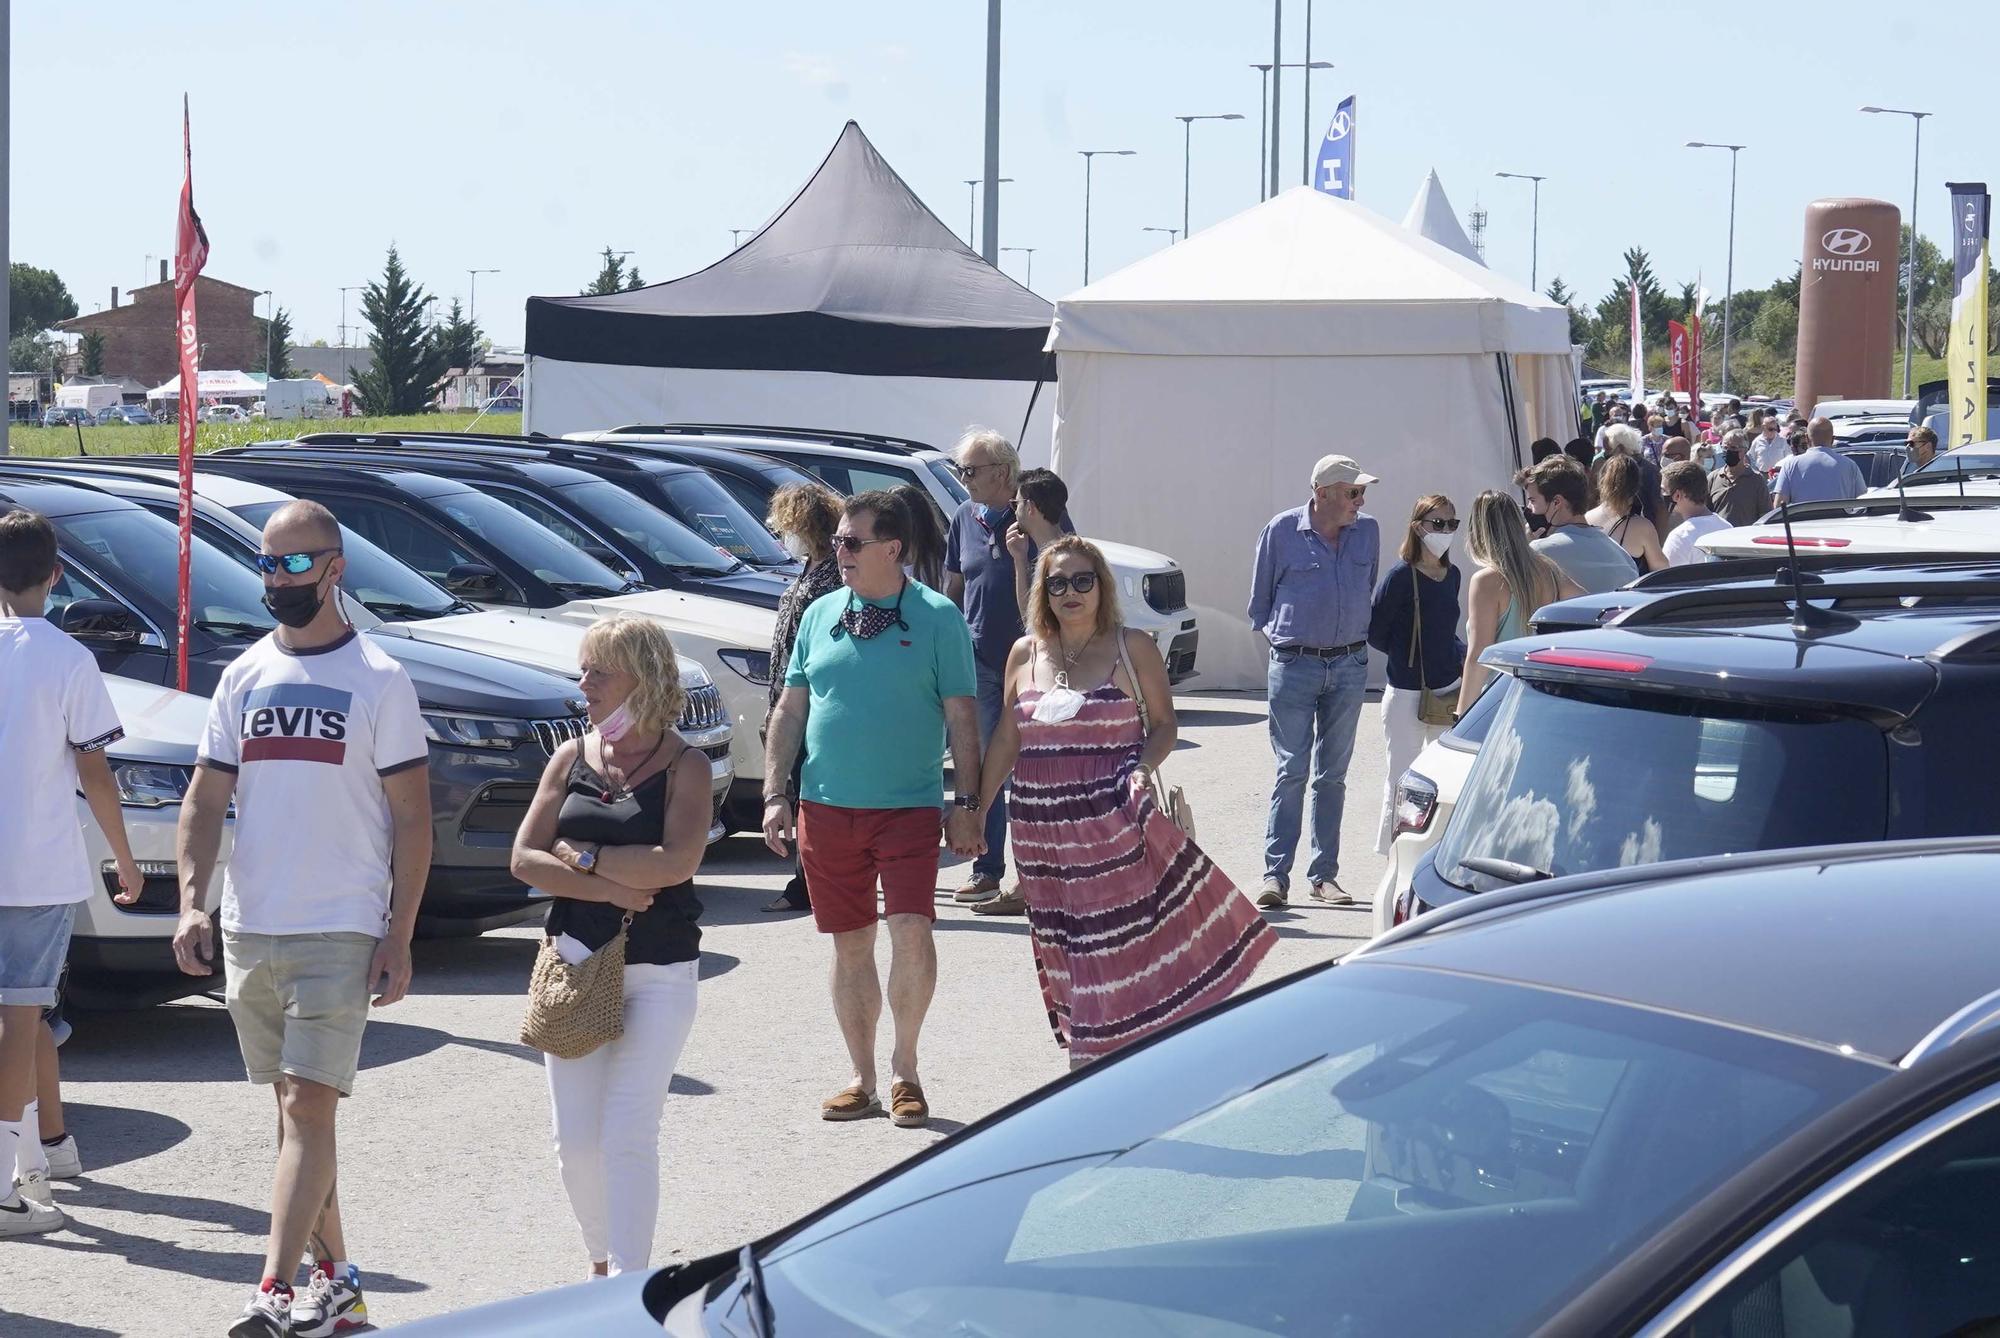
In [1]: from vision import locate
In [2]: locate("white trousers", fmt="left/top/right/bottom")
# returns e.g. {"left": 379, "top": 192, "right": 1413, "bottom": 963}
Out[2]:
{"left": 1375, "top": 683, "right": 1453, "bottom": 854}
{"left": 543, "top": 950, "right": 699, "bottom": 1275}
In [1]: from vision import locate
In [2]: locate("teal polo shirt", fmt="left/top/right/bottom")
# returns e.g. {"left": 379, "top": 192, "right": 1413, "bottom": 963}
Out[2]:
{"left": 786, "top": 579, "right": 978, "bottom": 811}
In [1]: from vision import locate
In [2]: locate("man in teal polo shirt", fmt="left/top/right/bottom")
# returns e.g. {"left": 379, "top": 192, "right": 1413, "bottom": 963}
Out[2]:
{"left": 763, "top": 491, "right": 982, "bottom": 1131}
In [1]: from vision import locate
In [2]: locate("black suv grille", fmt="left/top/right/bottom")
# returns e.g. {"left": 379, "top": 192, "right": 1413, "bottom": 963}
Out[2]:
{"left": 1144, "top": 570, "right": 1187, "bottom": 615}
{"left": 529, "top": 716, "right": 587, "bottom": 756}
{"left": 682, "top": 683, "right": 727, "bottom": 733}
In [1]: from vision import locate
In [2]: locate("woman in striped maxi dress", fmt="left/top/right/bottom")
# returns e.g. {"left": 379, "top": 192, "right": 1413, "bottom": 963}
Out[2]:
{"left": 976, "top": 537, "right": 1275, "bottom": 1066}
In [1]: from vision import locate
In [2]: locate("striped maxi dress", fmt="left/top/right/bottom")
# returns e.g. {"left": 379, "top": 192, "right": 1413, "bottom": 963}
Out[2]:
{"left": 1010, "top": 680, "right": 1276, "bottom": 1061}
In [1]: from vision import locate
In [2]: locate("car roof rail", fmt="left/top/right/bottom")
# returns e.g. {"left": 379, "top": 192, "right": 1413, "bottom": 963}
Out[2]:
{"left": 1631, "top": 552, "right": 2000, "bottom": 589}
{"left": 1598, "top": 574, "right": 2000, "bottom": 631}
{"left": 1901, "top": 986, "right": 2000, "bottom": 1067}
{"left": 1928, "top": 624, "right": 2000, "bottom": 664}
{"left": 605, "top": 423, "right": 936, "bottom": 454}
{"left": 281, "top": 434, "right": 665, "bottom": 475}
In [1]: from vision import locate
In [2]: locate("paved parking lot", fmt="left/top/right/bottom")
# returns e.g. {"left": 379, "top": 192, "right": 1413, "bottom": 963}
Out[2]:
{"left": 3, "top": 689, "right": 1393, "bottom": 1335}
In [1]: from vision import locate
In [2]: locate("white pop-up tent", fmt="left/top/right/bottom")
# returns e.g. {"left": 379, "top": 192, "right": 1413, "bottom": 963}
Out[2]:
{"left": 1048, "top": 187, "right": 1579, "bottom": 690}
{"left": 1402, "top": 170, "right": 1483, "bottom": 266}
{"left": 145, "top": 369, "right": 265, "bottom": 400}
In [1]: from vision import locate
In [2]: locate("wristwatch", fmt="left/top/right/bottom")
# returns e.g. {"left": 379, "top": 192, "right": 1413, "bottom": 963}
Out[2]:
{"left": 572, "top": 843, "right": 599, "bottom": 874}
{"left": 952, "top": 794, "right": 980, "bottom": 812}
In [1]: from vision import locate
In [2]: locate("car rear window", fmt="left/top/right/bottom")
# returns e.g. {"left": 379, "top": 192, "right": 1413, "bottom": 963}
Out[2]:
{"left": 1434, "top": 677, "right": 1890, "bottom": 891}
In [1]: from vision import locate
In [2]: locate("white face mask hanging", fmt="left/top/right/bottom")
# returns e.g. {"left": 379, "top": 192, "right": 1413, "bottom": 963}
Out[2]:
{"left": 1421, "top": 530, "right": 1454, "bottom": 559}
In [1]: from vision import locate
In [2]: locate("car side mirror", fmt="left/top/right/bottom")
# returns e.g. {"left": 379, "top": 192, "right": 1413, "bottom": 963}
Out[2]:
{"left": 61, "top": 598, "right": 144, "bottom": 644}
{"left": 443, "top": 562, "right": 506, "bottom": 601}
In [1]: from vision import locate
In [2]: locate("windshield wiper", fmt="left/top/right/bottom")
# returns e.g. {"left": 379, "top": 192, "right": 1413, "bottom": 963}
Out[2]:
{"left": 548, "top": 580, "right": 622, "bottom": 599}
{"left": 366, "top": 600, "right": 457, "bottom": 622}
{"left": 1456, "top": 856, "right": 1555, "bottom": 885}
{"left": 194, "top": 619, "right": 269, "bottom": 640}
{"left": 737, "top": 1243, "right": 774, "bottom": 1338}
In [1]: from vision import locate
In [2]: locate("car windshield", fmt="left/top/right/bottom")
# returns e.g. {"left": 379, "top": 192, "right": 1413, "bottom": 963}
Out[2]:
{"left": 651, "top": 471, "right": 788, "bottom": 564}
{"left": 429, "top": 487, "right": 628, "bottom": 594}
{"left": 928, "top": 458, "right": 970, "bottom": 505}
{"left": 55, "top": 506, "right": 276, "bottom": 634}
{"left": 234, "top": 499, "right": 462, "bottom": 619}
{"left": 1433, "top": 677, "right": 1890, "bottom": 891}
{"left": 1910, "top": 450, "right": 2000, "bottom": 481}
{"left": 707, "top": 965, "right": 1875, "bottom": 1336}
{"left": 552, "top": 480, "right": 739, "bottom": 575}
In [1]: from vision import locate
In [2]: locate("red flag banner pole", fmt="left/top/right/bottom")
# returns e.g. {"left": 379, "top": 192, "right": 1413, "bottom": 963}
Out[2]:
{"left": 172, "top": 95, "right": 210, "bottom": 693}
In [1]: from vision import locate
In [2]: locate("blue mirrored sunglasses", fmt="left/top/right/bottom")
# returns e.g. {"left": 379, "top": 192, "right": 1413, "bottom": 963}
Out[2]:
{"left": 255, "top": 548, "right": 340, "bottom": 576}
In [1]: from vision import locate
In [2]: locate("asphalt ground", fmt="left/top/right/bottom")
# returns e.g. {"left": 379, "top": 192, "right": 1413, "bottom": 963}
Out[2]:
{"left": 2, "top": 689, "right": 1394, "bottom": 1336}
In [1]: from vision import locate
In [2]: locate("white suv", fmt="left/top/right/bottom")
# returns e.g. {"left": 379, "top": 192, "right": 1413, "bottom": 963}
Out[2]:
{"left": 570, "top": 426, "right": 1202, "bottom": 682}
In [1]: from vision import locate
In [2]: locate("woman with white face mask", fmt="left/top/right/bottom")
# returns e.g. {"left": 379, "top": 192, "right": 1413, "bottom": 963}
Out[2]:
{"left": 1365, "top": 495, "right": 1466, "bottom": 855}
{"left": 758, "top": 483, "right": 845, "bottom": 912}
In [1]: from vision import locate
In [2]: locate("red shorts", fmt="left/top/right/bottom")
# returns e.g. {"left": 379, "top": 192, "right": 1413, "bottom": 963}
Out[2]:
{"left": 798, "top": 801, "right": 942, "bottom": 935}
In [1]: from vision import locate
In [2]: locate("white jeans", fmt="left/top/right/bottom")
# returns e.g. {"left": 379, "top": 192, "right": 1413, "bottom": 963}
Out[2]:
{"left": 543, "top": 946, "right": 699, "bottom": 1275}
{"left": 1375, "top": 683, "right": 1453, "bottom": 854}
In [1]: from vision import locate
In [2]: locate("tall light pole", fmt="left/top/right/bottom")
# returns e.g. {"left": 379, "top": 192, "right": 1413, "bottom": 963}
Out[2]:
{"left": 962, "top": 177, "right": 1014, "bottom": 250}
{"left": 1142, "top": 226, "right": 1181, "bottom": 247}
{"left": 338, "top": 285, "right": 364, "bottom": 388}
{"left": 1862, "top": 105, "right": 1932, "bottom": 396}
{"left": 467, "top": 268, "right": 499, "bottom": 331}
{"left": 1686, "top": 142, "right": 1745, "bottom": 391}
{"left": 260, "top": 290, "right": 275, "bottom": 377}
{"left": 1269, "top": 1, "right": 1282, "bottom": 201}
{"left": 1494, "top": 172, "right": 1546, "bottom": 290}
{"left": 1254, "top": 59, "right": 1333, "bottom": 202}
{"left": 1300, "top": 0, "right": 1315, "bottom": 186}
{"left": 981, "top": 0, "right": 1002, "bottom": 264}
{"left": 1002, "top": 246, "right": 1036, "bottom": 291}
{"left": 1079, "top": 149, "right": 1136, "bottom": 285}
{"left": 1175, "top": 114, "right": 1243, "bottom": 238}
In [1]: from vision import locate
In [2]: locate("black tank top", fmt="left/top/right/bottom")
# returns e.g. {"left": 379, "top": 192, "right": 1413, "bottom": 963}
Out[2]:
{"left": 543, "top": 745, "right": 702, "bottom": 966}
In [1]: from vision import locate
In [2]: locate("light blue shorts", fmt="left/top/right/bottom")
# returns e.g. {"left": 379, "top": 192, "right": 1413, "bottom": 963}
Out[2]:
{"left": 0, "top": 903, "right": 78, "bottom": 1007}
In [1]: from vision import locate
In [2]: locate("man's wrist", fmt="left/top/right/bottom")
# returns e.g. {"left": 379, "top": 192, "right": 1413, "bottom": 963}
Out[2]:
{"left": 764, "top": 792, "right": 791, "bottom": 806}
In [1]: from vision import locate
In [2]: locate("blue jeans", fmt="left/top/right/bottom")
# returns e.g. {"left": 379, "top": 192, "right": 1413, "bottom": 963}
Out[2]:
{"left": 1264, "top": 647, "right": 1368, "bottom": 888}
{"left": 973, "top": 658, "right": 1009, "bottom": 881}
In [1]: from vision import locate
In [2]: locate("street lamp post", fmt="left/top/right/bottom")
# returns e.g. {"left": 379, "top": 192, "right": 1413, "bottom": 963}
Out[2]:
{"left": 1494, "top": 172, "right": 1546, "bottom": 290}
{"left": 260, "top": 290, "right": 274, "bottom": 377}
{"left": 1142, "top": 226, "right": 1180, "bottom": 247}
{"left": 1686, "top": 142, "right": 1745, "bottom": 392}
{"left": 338, "top": 285, "right": 364, "bottom": 387}
{"left": 962, "top": 177, "right": 1015, "bottom": 250}
{"left": 1001, "top": 246, "right": 1036, "bottom": 291}
{"left": 1079, "top": 149, "right": 1136, "bottom": 285}
{"left": 1252, "top": 60, "right": 1334, "bottom": 202}
{"left": 1862, "top": 105, "right": 1933, "bottom": 396}
{"left": 1251, "top": 65, "right": 1271, "bottom": 201}
{"left": 730, "top": 229, "right": 753, "bottom": 248}
{"left": 1175, "top": 114, "right": 1244, "bottom": 239}
{"left": 466, "top": 268, "right": 499, "bottom": 331}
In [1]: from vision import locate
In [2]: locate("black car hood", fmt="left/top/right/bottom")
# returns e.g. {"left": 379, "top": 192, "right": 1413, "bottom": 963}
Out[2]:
{"left": 363, "top": 631, "right": 582, "bottom": 716}
{"left": 687, "top": 567, "right": 788, "bottom": 609}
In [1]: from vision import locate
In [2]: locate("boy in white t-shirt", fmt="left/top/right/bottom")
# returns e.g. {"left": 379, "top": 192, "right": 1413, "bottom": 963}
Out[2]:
{"left": 0, "top": 510, "right": 142, "bottom": 1238}
{"left": 1661, "top": 461, "right": 1733, "bottom": 567}
{"left": 174, "top": 500, "right": 432, "bottom": 1338}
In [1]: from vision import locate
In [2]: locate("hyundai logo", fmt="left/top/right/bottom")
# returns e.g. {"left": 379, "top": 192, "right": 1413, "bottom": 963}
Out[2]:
{"left": 1820, "top": 228, "right": 1872, "bottom": 257}
{"left": 1326, "top": 109, "right": 1353, "bottom": 139}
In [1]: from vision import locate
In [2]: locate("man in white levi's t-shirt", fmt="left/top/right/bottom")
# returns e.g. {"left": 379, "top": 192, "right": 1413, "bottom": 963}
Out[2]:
{"left": 0, "top": 509, "right": 143, "bottom": 1239}
{"left": 174, "top": 500, "right": 431, "bottom": 1338}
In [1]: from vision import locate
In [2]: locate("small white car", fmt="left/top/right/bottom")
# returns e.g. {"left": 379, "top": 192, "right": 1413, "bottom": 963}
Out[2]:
{"left": 1369, "top": 682, "right": 1500, "bottom": 936}
{"left": 201, "top": 404, "right": 252, "bottom": 424}
{"left": 68, "top": 675, "right": 233, "bottom": 1003}
{"left": 1698, "top": 487, "right": 2000, "bottom": 562}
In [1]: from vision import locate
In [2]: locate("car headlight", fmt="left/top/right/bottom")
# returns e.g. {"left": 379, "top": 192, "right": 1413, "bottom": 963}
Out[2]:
{"left": 676, "top": 657, "right": 714, "bottom": 690}
{"left": 716, "top": 649, "right": 773, "bottom": 685}
{"left": 422, "top": 712, "right": 533, "bottom": 750}
{"left": 113, "top": 761, "right": 194, "bottom": 807}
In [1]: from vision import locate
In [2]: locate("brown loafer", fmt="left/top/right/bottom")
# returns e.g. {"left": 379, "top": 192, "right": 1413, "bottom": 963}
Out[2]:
{"left": 971, "top": 887, "right": 1027, "bottom": 916}
{"left": 953, "top": 875, "right": 1001, "bottom": 904}
{"left": 889, "top": 1080, "right": 929, "bottom": 1128}
{"left": 820, "top": 1085, "right": 881, "bottom": 1122}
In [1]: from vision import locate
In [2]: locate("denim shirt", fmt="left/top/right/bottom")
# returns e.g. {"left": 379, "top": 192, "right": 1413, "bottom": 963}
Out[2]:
{"left": 1247, "top": 506, "right": 1379, "bottom": 649}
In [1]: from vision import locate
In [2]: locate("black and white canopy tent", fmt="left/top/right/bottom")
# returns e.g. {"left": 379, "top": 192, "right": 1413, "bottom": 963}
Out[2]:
{"left": 525, "top": 122, "right": 1055, "bottom": 453}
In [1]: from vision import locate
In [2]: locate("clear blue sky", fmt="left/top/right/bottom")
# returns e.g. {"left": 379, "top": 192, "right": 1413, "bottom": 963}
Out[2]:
{"left": 12, "top": 0, "right": 1995, "bottom": 351}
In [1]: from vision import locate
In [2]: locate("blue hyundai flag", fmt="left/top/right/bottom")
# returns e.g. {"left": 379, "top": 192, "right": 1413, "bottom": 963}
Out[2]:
{"left": 1315, "top": 96, "right": 1355, "bottom": 199}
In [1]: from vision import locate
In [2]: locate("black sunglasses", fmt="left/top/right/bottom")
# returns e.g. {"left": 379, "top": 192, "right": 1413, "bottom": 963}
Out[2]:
{"left": 255, "top": 548, "right": 341, "bottom": 576}
{"left": 948, "top": 460, "right": 1004, "bottom": 481}
{"left": 830, "top": 535, "right": 893, "bottom": 553}
{"left": 1045, "top": 571, "right": 1098, "bottom": 597}
{"left": 1419, "top": 517, "right": 1461, "bottom": 533}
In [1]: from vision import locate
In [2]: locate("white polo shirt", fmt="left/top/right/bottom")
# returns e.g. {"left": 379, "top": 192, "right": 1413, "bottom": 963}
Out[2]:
{"left": 0, "top": 618, "right": 125, "bottom": 907}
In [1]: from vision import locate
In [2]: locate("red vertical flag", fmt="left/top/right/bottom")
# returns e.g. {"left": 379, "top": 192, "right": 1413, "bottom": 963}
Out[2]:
{"left": 173, "top": 96, "right": 209, "bottom": 692}
{"left": 1668, "top": 321, "right": 1690, "bottom": 394}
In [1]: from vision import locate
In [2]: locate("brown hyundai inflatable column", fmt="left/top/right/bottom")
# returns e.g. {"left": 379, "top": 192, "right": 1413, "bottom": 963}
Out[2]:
{"left": 1795, "top": 198, "right": 1900, "bottom": 415}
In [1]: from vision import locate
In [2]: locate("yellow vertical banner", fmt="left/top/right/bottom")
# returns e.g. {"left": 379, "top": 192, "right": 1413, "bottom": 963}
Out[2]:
{"left": 1946, "top": 183, "right": 1990, "bottom": 449}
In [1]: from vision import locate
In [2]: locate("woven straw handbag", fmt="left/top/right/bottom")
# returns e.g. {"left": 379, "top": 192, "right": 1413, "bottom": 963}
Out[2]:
{"left": 520, "top": 913, "right": 632, "bottom": 1060}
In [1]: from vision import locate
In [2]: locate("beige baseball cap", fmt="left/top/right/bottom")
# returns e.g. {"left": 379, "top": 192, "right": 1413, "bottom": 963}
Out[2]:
{"left": 1311, "top": 454, "right": 1379, "bottom": 489}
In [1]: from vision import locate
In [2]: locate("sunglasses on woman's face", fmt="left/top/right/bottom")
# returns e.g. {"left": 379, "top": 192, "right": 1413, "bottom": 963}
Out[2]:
{"left": 1045, "top": 571, "right": 1098, "bottom": 597}
{"left": 255, "top": 548, "right": 340, "bottom": 576}
{"left": 1419, "top": 517, "right": 1461, "bottom": 533}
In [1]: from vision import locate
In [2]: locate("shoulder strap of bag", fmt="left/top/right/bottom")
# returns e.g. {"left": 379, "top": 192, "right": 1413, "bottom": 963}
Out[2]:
{"left": 1116, "top": 627, "right": 1150, "bottom": 735}
{"left": 1408, "top": 566, "right": 1427, "bottom": 693}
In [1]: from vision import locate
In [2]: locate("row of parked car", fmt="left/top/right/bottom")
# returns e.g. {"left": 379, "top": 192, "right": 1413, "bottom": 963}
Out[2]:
{"left": 406, "top": 448, "right": 2000, "bottom": 1331}
{"left": 5, "top": 422, "right": 1197, "bottom": 1008}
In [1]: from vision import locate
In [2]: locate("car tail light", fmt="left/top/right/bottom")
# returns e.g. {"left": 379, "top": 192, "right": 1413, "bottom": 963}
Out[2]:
{"left": 1390, "top": 887, "right": 1416, "bottom": 927}
{"left": 1524, "top": 648, "right": 1654, "bottom": 673}
{"left": 1392, "top": 771, "right": 1438, "bottom": 836}
{"left": 1750, "top": 535, "right": 1852, "bottom": 548}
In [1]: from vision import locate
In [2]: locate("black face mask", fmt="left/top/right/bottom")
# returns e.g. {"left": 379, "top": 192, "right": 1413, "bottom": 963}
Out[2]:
{"left": 1525, "top": 510, "right": 1553, "bottom": 537}
{"left": 263, "top": 571, "right": 329, "bottom": 629}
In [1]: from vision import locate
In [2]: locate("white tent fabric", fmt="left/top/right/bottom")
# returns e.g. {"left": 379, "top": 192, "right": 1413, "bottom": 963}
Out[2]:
{"left": 1048, "top": 187, "right": 1577, "bottom": 691}
{"left": 145, "top": 369, "right": 264, "bottom": 400}
{"left": 1402, "top": 170, "right": 1484, "bottom": 266}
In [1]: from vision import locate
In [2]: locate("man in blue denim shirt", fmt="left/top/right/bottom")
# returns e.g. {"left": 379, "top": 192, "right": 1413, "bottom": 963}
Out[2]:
{"left": 1246, "top": 454, "right": 1379, "bottom": 909}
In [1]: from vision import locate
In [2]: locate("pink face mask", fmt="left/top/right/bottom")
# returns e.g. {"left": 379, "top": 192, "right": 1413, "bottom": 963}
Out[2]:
{"left": 596, "top": 699, "right": 636, "bottom": 743}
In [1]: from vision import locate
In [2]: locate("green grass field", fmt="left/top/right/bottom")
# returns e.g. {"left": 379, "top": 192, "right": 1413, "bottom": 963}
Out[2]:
{"left": 5, "top": 411, "right": 524, "bottom": 458}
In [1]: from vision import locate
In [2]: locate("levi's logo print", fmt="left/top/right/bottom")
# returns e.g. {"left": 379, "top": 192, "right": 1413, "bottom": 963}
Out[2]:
{"left": 240, "top": 684, "right": 351, "bottom": 764}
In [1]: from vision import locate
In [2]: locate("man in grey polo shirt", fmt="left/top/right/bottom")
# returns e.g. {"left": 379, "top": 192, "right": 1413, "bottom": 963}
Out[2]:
{"left": 1247, "top": 454, "right": 1379, "bottom": 911}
